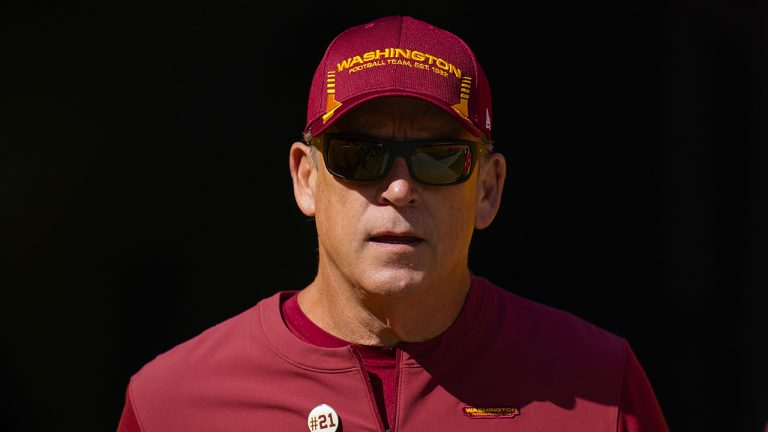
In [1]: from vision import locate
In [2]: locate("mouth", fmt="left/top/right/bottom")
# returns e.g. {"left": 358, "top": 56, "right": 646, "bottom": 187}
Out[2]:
{"left": 369, "top": 234, "right": 424, "bottom": 245}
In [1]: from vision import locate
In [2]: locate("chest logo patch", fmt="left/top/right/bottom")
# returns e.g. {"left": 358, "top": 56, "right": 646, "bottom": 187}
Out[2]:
{"left": 462, "top": 406, "right": 520, "bottom": 419}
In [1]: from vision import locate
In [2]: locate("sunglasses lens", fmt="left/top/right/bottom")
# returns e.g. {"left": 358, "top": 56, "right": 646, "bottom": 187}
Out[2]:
{"left": 322, "top": 135, "right": 478, "bottom": 185}
{"left": 326, "top": 136, "right": 388, "bottom": 180}
{"left": 412, "top": 144, "right": 473, "bottom": 184}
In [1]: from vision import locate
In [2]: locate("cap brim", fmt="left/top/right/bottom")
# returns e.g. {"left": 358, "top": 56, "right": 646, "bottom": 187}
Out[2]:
{"left": 306, "top": 90, "right": 484, "bottom": 139}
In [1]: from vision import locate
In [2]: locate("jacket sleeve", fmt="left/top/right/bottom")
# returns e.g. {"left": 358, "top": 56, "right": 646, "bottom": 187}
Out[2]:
{"left": 116, "top": 383, "right": 143, "bottom": 432}
{"left": 617, "top": 341, "right": 669, "bottom": 432}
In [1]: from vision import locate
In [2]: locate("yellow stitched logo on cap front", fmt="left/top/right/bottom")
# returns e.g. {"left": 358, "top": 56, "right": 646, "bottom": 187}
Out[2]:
{"left": 336, "top": 48, "right": 462, "bottom": 78}
{"left": 323, "top": 47, "right": 473, "bottom": 123}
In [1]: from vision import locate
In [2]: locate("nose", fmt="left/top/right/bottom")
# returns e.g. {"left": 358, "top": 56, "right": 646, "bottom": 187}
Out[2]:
{"left": 378, "top": 156, "right": 421, "bottom": 207}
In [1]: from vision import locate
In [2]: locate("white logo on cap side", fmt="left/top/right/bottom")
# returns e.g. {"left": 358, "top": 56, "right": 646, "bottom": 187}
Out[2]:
{"left": 486, "top": 108, "right": 492, "bottom": 130}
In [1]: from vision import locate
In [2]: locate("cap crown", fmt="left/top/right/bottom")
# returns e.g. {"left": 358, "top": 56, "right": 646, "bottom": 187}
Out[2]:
{"left": 305, "top": 16, "right": 492, "bottom": 140}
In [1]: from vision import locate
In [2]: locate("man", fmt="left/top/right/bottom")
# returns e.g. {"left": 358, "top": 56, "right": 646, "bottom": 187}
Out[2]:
{"left": 117, "top": 15, "right": 668, "bottom": 431}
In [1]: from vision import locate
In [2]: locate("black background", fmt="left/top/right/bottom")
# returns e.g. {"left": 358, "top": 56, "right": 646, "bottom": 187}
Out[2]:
{"left": 3, "top": 1, "right": 766, "bottom": 431}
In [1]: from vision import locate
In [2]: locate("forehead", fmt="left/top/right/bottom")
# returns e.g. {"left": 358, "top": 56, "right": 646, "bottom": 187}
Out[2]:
{"left": 330, "top": 97, "right": 474, "bottom": 140}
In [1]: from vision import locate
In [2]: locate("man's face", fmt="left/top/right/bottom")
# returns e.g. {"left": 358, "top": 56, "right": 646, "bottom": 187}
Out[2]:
{"left": 307, "top": 97, "right": 489, "bottom": 297}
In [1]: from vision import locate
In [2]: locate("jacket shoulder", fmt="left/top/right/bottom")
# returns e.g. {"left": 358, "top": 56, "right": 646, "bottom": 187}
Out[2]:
{"left": 127, "top": 296, "right": 275, "bottom": 427}
{"left": 480, "top": 276, "right": 626, "bottom": 358}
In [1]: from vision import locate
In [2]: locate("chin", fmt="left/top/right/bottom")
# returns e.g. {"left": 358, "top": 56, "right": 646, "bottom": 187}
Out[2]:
{"left": 360, "top": 268, "right": 429, "bottom": 298}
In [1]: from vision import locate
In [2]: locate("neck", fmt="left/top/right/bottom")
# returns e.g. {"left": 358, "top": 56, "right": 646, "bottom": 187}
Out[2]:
{"left": 297, "top": 271, "right": 471, "bottom": 348}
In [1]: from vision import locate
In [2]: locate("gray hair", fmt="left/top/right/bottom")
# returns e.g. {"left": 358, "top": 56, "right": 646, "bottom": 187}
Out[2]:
{"left": 302, "top": 131, "right": 319, "bottom": 166}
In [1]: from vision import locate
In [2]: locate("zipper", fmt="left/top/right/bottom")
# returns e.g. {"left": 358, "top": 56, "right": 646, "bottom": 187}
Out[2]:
{"left": 390, "top": 347, "right": 402, "bottom": 432}
{"left": 350, "top": 346, "right": 386, "bottom": 432}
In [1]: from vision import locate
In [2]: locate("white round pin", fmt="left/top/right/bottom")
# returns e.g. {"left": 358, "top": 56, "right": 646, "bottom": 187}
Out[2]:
{"left": 307, "top": 404, "right": 339, "bottom": 432}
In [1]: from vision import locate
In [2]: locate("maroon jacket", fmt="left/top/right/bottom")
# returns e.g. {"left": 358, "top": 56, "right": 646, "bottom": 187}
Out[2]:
{"left": 118, "top": 276, "right": 668, "bottom": 431}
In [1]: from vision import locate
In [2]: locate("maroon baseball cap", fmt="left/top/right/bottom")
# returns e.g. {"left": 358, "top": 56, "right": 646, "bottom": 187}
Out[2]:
{"left": 305, "top": 16, "right": 492, "bottom": 141}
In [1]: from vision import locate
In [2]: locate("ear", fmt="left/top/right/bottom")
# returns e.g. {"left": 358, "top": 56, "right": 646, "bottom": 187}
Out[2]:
{"left": 474, "top": 152, "right": 506, "bottom": 229}
{"left": 289, "top": 141, "right": 318, "bottom": 217}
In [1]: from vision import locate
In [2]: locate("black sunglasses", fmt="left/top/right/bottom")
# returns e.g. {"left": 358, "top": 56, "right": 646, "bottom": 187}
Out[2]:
{"left": 311, "top": 133, "right": 489, "bottom": 186}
